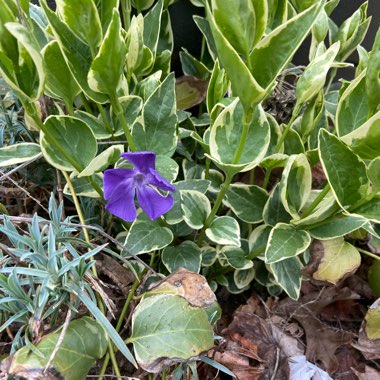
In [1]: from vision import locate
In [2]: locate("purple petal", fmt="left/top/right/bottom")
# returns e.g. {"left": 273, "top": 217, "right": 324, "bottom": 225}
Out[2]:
{"left": 148, "top": 168, "right": 176, "bottom": 192}
{"left": 136, "top": 185, "right": 174, "bottom": 220}
{"left": 121, "top": 151, "right": 156, "bottom": 173}
{"left": 103, "top": 168, "right": 136, "bottom": 200}
{"left": 105, "top": 180, "right": 137, "bottom": 222}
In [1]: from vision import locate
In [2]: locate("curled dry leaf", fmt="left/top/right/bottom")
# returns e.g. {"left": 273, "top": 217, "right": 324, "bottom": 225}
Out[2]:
{"left": 352, "top": 365, "right": 380, "bottom": 380}
{"left": 148, "top": 267, "right": 217, "bottom": 308}
{"left": 175, "top": 76, "right": 208, "bottom": 110}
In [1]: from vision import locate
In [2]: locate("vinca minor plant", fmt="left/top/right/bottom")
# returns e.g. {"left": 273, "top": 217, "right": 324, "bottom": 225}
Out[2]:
{"left": 0, "top": 0, "right": 379, "bottom": 378}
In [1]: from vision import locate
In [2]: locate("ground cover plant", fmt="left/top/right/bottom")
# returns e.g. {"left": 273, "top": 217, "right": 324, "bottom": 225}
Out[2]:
{"left": 0, "top": 0, "right": 379, "bottom": 378}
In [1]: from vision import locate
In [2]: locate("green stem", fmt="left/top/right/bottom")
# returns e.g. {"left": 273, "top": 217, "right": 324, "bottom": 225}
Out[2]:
{"left": 301, "top": 184, "right": 330, "bottom": 218}
{"left": 357, "top": 247, "right": 380, "bottom": 261}
{"left": 111, "top": 96, "right": 136, "bottom": 151}
{"left": 63, "top": 171, "right": 121, "bottom": 379}
{"left": 96, "top": 103, "right": 114, "bottom": 134}
{"left": 325, "top": 68, "right": 337, "bottom": 94}
{"left": 80, "top": 94, "right": 93, "bottom": 114}
{"left": 262, "top": 168, "right": 271, "bottom": 190}
{"left": 197, "top": 174, "right": 233, "bottom": 246}
{"left": 274, "top": 106, "right": 300, "bottom": 154}
{"left": 99, "top": 253, "right": 156, "bottom": 379}
{"left": 121, "top": 0, "right": 131, "bottom": 29}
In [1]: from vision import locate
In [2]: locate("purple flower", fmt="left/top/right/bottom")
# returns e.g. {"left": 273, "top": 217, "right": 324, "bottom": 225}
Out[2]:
{"left": 103, "top": 151, "right": 175, "bottom": 222}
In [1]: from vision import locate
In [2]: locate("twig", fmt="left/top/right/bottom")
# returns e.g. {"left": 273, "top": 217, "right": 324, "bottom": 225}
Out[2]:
{"left": 43, "top": 308, "right": 72, "bottom": 373}
{"left": 0, "top": 171, "right": 49, "bottom": 214}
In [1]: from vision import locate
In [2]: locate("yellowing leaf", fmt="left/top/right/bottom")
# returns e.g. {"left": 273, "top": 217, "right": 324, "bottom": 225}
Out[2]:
{"left": 311, "top": 238, "right": 361, "bottom": 284}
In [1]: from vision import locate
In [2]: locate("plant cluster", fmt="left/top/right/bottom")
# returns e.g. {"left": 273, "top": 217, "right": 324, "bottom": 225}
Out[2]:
{"left": 0, "top": 0, "right": 379, "bottom": 378}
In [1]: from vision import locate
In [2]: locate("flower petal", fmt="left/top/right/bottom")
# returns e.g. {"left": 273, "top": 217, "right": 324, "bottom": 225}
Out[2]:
{"left": 121, "top": 151, "right": 156, "bottom": 173}
{"left": 105, "top": 180, "right": 137, "bottom": 222}
{"left": 148, "top": 168, "right": 176, "bottom": 192}
{"left": 103, "top": 168, "right": 136, "bottom": 200}
{"left": 136, "top": 185, "right": 174, "bottom": 220}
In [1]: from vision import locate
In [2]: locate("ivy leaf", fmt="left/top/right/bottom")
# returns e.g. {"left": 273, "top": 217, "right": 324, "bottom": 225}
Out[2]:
{"left": 6, "top": 316, "right": 108, "bottom": 380}
{"left": 129, "top": 294, "right": 214, "bottom": 372}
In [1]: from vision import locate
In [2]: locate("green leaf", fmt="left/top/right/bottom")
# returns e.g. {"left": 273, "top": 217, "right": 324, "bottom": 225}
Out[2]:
{"left": 132, "top": 73, "right": 178, "bottom": 156}
{"left": 368, "top": 157, "right": 380, "bottom": 191}
{"left": 234, "top": 267, "right": 256, "bottom": 290}
{"left": 336, "top": 70, "right": 369, "bottom": 137}
{"left": 41, "top": 116, "right": 97, "bottom": 172}
{"left": 125, "top": 214, "right": 173, "bottom": 255}
{"left": 99, "top": 0, "right": 119, "bottom": 32}
{"left": 0, "top": 143, "right": 41, "bottom": 167}
{"left": 155, "top": 155, "right": 179, "bottom": 183}
{"left": 249, "top": 224, "right": 272, "bottom": 259}
{"left": 211, "top": 0, "right": 257, "bottom": 57}
{"left": 295, "top": 42, "right": 340, "bottom": 107}
{"left": 265, "top": 223, "right": 311, "bottom": 264}
{"left": 310, "top": 238, "right": 361, "bottom": 284}
{"left": 206, "top": 216, "right": 240, "bottom": 246}
{"left": 218, "top": 246, "right": 253, "bottom": 269}
{"left": 180, "top": 190, "right": 211, "bottom": 229}
{"left": 112, "top": 95, "right": 143, "bottom": 136}
{"left": 334, "top": 2, "right": 370, "bottom": 61}
{"left": 366, "top": 29, "right": 380, "bottom": 115}
{"left": 270, "top": 256, "right": 302, "bottom": 300}
{"left": 88, "top": 9, "right": 126, "bottom": 99}
{"left": 207, "top": 60, "right": 228, "bottom": 116}
{"left": 280, "top": 154, "right": 312, "bottom": 219}
{"left": 78, "top": 145, "right": 123, "bottom": 177}
{"left": 209, "top": 99, "right": 270, "bottom": 175}
{"left": 308, "top": 214, "right": 370, "bottom": 239}
{"left": 129, "top": 294, "right": 214, "bottom": 372}
{"left": 8, "top": 316, "right": 107, "bottom": 380}
{"left": 224, "top": 183, "right": 268, "bottom": 223}
{"left": 249, "top": 1, "right": 324, "bottom": 91}
{"left": 42, "top": 40, "right": 80, "bottom": 106}
{"left": 126, "top": 14, "right": 144, "bottom": 76}
{"left": 165, "top": 180, "right": 210, "bottom": 225}
{"left": 318, "top": 129, "right": 369, "bottom": 209}
{"left": 162, "top": 241, "right": 202, "bottom": 273}
{"left": 206, "top": 6, "right": 265, "bottom": 111}
{"left": 263, "top": 183, "right": 292, "bottom": 226}
{"left": 5, "top": 22, "right": 45, "bottom": 100}
{"left": 353, "top": 197, "right": 380, "bottom": 223}
{"left": 341, "top": 110, "right": 380, "bottom": 160}
{"left": 40, "top": 0, "right": 107, "bottom": 103}
{"left": 143, "top": 0, "right": 163, "bottom": 56}
{"left": 55, "top": 0, "right": 102, "bottom": 52}
{"left": 74, "top": 110, "right": 112, "bottom": 139}
{"left": 72, "top": 285, "right": 136, "bottom": 366}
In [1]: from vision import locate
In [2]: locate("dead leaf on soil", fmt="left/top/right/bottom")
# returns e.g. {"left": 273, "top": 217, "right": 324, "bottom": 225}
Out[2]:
{"left": 211, "top": 297, "right": 302, "bottom": 379}
{"left": 352, "top": 365, "right": 380, "bottom": 380}
{"left": 274, "top": 287, "right": 358, "bottom": 373}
